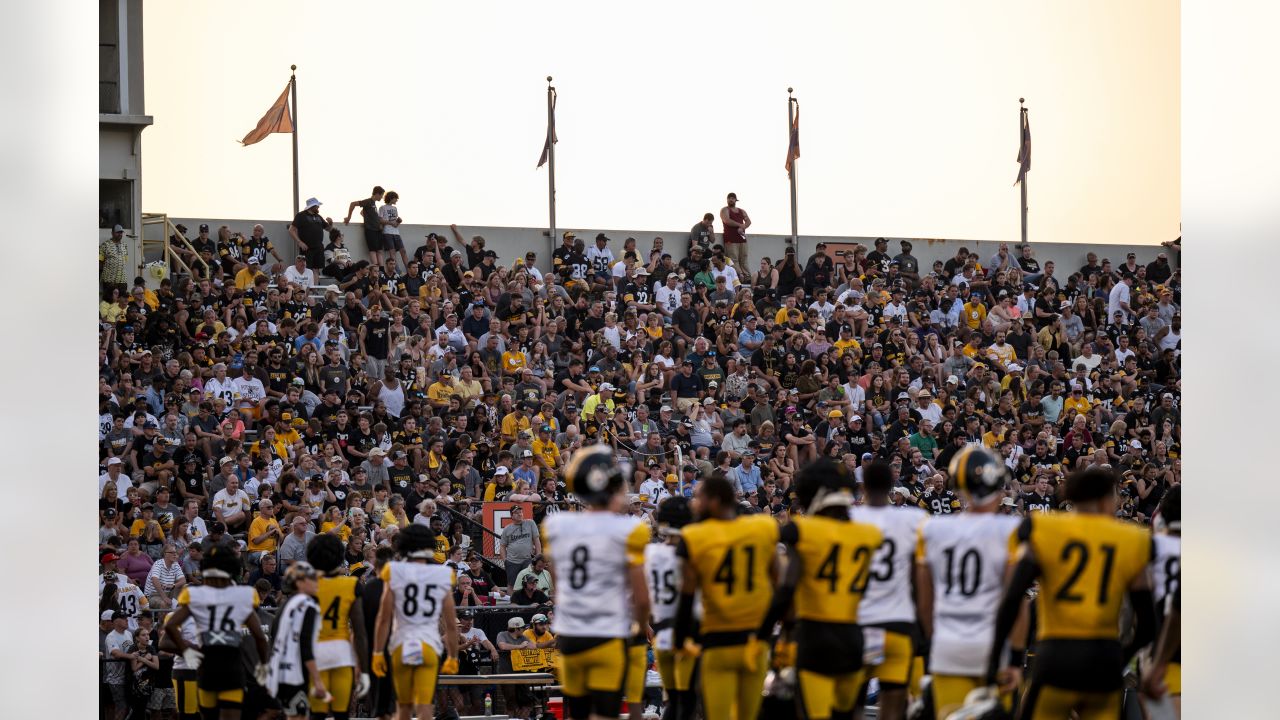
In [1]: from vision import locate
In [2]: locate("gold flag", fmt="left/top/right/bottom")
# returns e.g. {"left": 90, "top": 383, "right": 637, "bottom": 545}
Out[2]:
{"left": 240, "top": 83, "right": 294, "bottom": 146}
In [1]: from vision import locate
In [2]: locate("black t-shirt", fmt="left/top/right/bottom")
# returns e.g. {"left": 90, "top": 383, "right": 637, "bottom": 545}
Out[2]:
{"left": 867, "top": 250, "right": 892, "bottom": 274}
{"left": 358, "top": 198, "right": 381, "bottom": 232}
{"left": 362, "top": 318, "right": 391, "bottom": 360}
{"left": 292, "top": 210, "right": 328, "bottom": 264}
{"left": 1021, "top": 491, "right": 1055, "bottom": 513}
{"left": 750, "top": 346, "right": 785, "bottom": 377}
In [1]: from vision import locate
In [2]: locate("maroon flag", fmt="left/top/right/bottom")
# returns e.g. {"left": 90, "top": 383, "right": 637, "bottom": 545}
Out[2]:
{"left": 785, "top": 107, "right": 800, "bottom": 178}
{"left": 1014, "top": 108, "right": 1031, "bottom": 186}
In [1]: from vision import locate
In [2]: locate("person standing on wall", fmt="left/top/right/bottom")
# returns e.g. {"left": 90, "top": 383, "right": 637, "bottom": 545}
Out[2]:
{"left": 378, "top": 191, "right": 409, "bottom": 273}
{"left": 290, "top": 198, "right": 332, "bottom": 273}
{"left": 344, "top": 185, "right": 385, "bottom": 268}
{"left": 719, "top": 193, "right": 751, "bottom": 270}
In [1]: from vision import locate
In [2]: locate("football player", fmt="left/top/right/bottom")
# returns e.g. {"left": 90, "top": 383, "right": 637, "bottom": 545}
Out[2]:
{"left": 162, "top": 544, "right": 271, "bottom": 720}
{"left": 646, "top": 497, "right": 697, "bottom": 720}
{"left": 371, "top": 523, "right": 461, "bottom": 720}
{"left": 542, "top": 445, "right": 652, "bottom": 720}
{"left": 307, "top": 534, "right": 372, "bottom": 719}
{"left": 265, "top": 561, "right": 328, "bottom": 720}
{"left": 915, "top": 446, "right": 1023, "bottom": 717}
{"left": 988, "top": 466, "right": 1156, "bottom": 719}
{"left": 675, "top": 472, "right": 779, "bottom": 720}
{"left": 849, "top": 461, "right": 928, "bottom": 720}
{"left": 1146, "top": 485, "right": 1181, "bottom": 717}
{"left": 759, "top": 458, "right": 883, "bottom": 720}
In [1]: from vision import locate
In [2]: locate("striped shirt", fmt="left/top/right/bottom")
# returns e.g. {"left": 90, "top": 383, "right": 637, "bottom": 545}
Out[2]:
{"left": 145, "top": 559, "right": 185, "bottom": 596}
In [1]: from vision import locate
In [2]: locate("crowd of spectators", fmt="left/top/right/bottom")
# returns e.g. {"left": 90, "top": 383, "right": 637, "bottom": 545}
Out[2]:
{"left": 97, "top": 191, "right": 1180, "bottom": 718}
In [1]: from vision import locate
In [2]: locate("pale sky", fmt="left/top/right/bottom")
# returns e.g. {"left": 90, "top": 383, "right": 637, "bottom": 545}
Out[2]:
{"left": 142, "top": 0, "right": 1178, "bottom": 245}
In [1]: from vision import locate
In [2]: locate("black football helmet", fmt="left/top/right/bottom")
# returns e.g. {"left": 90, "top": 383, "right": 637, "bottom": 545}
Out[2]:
{"left": 566, "top": 444, "right": 626, "bottom": 506}
{"left": 948, "top": 446, "right": 1008, "bottom": 504}
{"left": 655, "top": 496, "right": 693, "bottom": 534}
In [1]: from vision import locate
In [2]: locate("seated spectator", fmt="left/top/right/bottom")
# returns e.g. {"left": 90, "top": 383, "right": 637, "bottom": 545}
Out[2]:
{"left": 510, "top": 574, "right": 550, "bottom": 606}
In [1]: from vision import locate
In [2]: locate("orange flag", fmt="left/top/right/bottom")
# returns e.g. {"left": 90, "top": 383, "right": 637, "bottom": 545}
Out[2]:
{"left": 240, "top": 83, "right": 294, "bottom": 146}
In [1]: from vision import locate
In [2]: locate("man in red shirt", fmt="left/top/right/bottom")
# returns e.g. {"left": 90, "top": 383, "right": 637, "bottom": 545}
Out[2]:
{"left": 719, "top": 192, "right": 752, "bottom": 271}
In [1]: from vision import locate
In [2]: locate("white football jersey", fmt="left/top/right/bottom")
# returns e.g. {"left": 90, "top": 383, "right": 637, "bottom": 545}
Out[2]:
{"left": 387, "top": 561, "right": 455, "bottom": 659}
{"left": 918, "top": 512, "right": 1021, "bottom": 675}
{"left": 181, "top": 584, "right": 259, "bottom": 646}
{"left": 849, "top": 504, "right": 928, "bottom": 625}
{"left": 544, "top": 512, "right": 648, "bottom": 638}
{"left": 1152, "top": 533, "right": 1181, "bottom": 612}
{"left": 645, "top": 543, "right": 681, "bottom": 650}
{"left": 170, "top": 616, "right": 200, "bottom": 670}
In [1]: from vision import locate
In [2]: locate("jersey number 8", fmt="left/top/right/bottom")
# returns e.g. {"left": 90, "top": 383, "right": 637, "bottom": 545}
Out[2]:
{"left": 402, "top": 583, "right": 439, "bottom": 617}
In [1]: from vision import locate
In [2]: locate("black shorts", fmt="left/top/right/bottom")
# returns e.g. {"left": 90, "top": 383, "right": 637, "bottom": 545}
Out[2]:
{"left": 796, "top": 619, "right": 864, "bottom": 675}
{"left": 365, "top": 227, "right": 385, "bottom": 252}
{"left": 1029, "top": 638, "right": 1124, "bottom": 692}
{"left": 197, "top": 647, "right": 245, "bottom": 692}
{"left": 276, "top": 683, "right": 309, "bottom": 716}
{"left": 383, "top": 233, "right": 405, "bottom": 252}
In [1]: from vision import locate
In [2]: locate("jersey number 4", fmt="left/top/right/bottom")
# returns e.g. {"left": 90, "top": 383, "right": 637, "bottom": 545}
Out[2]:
{"left": 402, "top": 584, "right": 439, "bottom": 617}
{"left": 713, "top": 546, "right": 757, "bottom": 596}
{"left": 815, "top": 544, "right": 873, "bottom": 593}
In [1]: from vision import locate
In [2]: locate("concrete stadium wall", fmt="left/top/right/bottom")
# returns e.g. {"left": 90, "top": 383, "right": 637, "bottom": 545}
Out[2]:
{"left": 167, "top": 216, "right": 1177, "bottom": 280}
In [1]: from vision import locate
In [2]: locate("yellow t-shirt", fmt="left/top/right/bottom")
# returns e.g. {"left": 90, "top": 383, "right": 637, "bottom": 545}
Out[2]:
{"left": 319, "top": 521, "right": 352, "bottom": 543}
{"left": 532, "top": 438, "right": 561, "bottom": 469}
{"left": 234, "top": 268, "right": 266, "bottom": 291}
{"left": 129, "top": 519, "right": 164, "bottom": 540}
{"left": 502, "top": 350, "right": 529, "bottom": 375}
{"left": 834, "top": 338, "right": 862, "bottom": 358}
{"left": 247, "top": 516, "right": 281, "bottom": 552}
{"left": 1064, "top": 395, "right": 1093, "bottom": 416}
{"left": 427, "top": 381, "right": 456, "bottom": 404}
{"left": 501, "top": 413, "right": 531, "bottom": 440}
{"left": 962, "top": 302, "right": 988, "bottom": 330}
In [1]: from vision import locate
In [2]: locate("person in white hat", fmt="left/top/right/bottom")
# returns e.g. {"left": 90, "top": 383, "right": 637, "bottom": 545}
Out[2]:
{"left": 290, "top": 196, "right": 332, "bottom": 271}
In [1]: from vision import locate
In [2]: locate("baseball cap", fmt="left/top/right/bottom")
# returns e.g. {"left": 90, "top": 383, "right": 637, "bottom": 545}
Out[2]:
{"left": 600, "top": 382, "right": 616, "bottom": 392}
{"left": 896, "top": 392, "right": 911, "bottom": 401}
{"left": 494, "top": 466, "right": 510, "bottom": 476}
{"left": 828, "top": 409, "right": 844, "bottom": 418}
{"left": 531, "top": 613, "right": 549, "bottom": 623}
{"left": 101, "top": 610, "right": 116, "bottom": 621}
{"left": 507, "top": 617, "right": 526, "bottom": 629}
{"left": 660, "top": 405, "right": 673, "bottom": 413}
{"left": 106, "top": 457, "right": 123, "bottom": 466}
{"left": 199, "top": 223, "right": 210, "bottom": 232}
{"left": 946, "top": 375, "right": 960, "bottom": 384}
{"left": 101, "top": 552, "right": 120, "bottom": 564}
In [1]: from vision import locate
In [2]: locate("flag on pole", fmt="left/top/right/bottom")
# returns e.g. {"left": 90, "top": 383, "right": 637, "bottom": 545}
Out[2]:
{"left": 785, "top": 107, "right": 801, "bottom": 178}
{"left": 1014, "top": 108, "right": 1031, "bottom": 185}
{"left": 537, "top": 90, "right": 558, "bottom": 169}
{"left": 239, "top": 83, "right": 294, "bottom": 146}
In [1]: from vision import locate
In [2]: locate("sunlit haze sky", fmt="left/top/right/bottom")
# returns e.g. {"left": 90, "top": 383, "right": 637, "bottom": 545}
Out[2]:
{"left": 142, "top": 1, "right": 1178, "bottom": 245}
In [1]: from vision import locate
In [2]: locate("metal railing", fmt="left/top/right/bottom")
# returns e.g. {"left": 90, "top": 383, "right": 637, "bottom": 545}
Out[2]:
{"left": 141, "top": 213, "right": 209, "bottom": 280}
